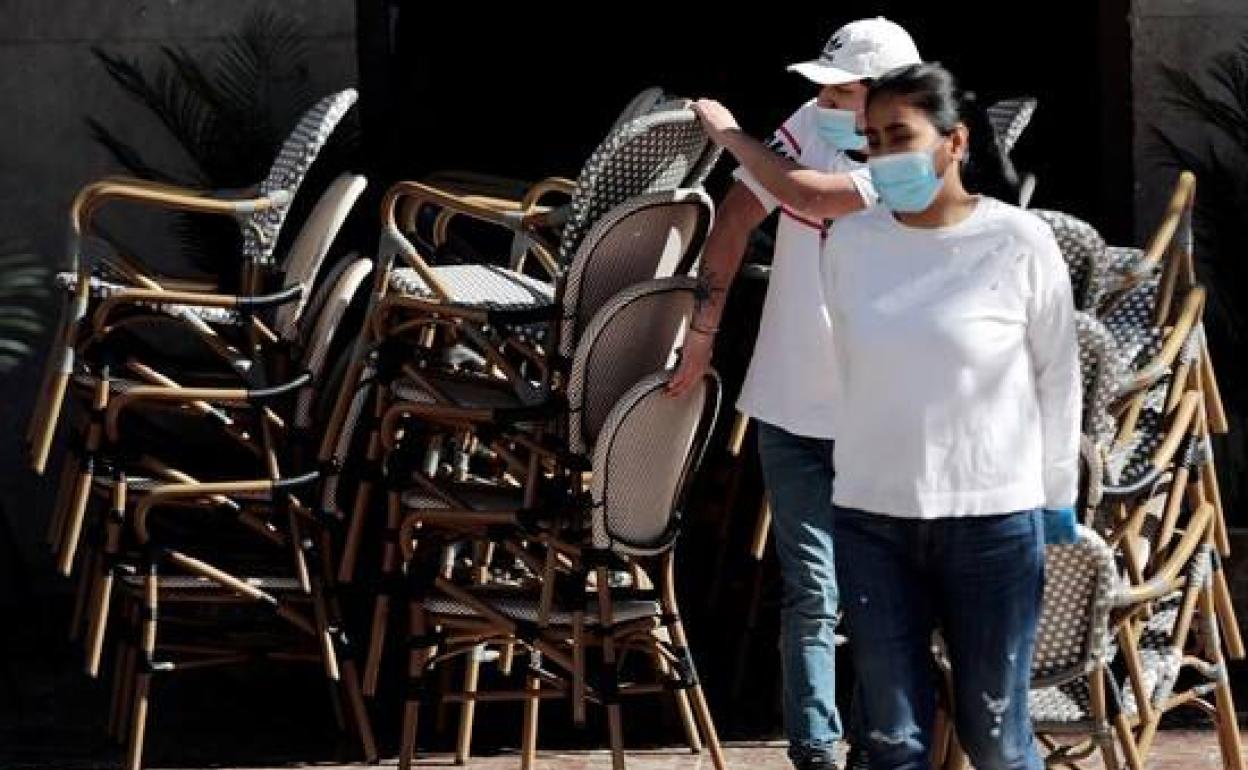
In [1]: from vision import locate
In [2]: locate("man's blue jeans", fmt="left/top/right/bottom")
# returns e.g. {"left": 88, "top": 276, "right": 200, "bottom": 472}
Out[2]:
{"left": 757, "top": 422, "right": 842, "bottom": 762}
{"left": 832, "top": 506, "right": 1045, "bottom": 770}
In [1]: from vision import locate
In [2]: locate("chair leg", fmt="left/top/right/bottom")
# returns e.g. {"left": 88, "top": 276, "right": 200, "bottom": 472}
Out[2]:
{"left": 125, "top": 559, "right": 159, "bottom": 770}
{"left": 364, "top": 492, "right": 403, "bottom": 696}
{"left": 596, "top": 568, "right": 627, "bottom": 770}
{"left": 748, "top": 500, "right": 772, "bottom": 562}
{"left": 930, "top": 702, "right": 951, "bottom": 769}
{"left": 340, "top": 657, "right": 379, "bottom": 763}
{"left": 106, "top": 605, "right": 133, "bottom": 741}
{"left": 1200, "top": 586, "right": 1246, "bottom": 770}
{"left": 45, "top": 452, "right": 77, "bottom": 548}
{"left": 57, "top": 371, "right": 110, "bottom": 575}
{"left": 455, "top": 644, "right": 483, "bottom": 765}
{"left": 338, "top": 398, "right": 386, "bottom": 584}
{"left": 399, "top": 600, "right": 434, "bottom": 770}
{"left": 114, "top": 605, "right": 140, "bottom": 744}
{"left": 520, "top": 668, "right": 541, "bottom": 770}
{"left": 650, "top": 628, "right": 700, "bottom": 753}
{"left": 29, "top": 316, "right": 76, "bottom": 475}
{"left": 942, "top": 736, "right": 969, "bottom": 770}
{"left": 318, "top": 529, "right": 377, "bottom": 764}
{"left": 1112, "top": 713, "right": 1145, "bottom": 770}
{"left": 659, "top": 556, "right": 726, "bottom": 770}
{"left": 68, "top": 540, "right": 95, "bottom": 641}
{"left": 86, "top": 471, "right": 125, "bottom": 676}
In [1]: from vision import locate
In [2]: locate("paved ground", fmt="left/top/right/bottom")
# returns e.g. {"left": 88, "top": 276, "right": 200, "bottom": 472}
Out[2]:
{"left": 2, "top": 731, "right": 1241, "bottom": 770}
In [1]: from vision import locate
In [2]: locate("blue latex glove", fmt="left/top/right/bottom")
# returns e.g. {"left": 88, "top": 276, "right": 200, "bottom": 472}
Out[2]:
{"left": 1043, "top": 507, "right": 1078, "bottom": 545}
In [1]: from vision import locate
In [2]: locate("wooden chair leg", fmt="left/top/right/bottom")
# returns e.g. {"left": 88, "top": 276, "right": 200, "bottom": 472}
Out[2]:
{"left": 651, "top": 632, "right": 701, "bottom": 754}
{"left": 338, "top": 394, "right": 386, "bottom": 584}
{"left": 86, "top": 471, "right": 125, "bottom": 676}
{"left": 455, "top": 644, "right": 483, "bottom": 764}
{"left": 45, "top": 453, "right": 77, "bottom": 548}
{"left": 597, "top": 567, "right": 627, "bottom": 770}
{"left": 57, "top": 372, "right": 110, "bottom": 575}
{"left": 365, "top": 492, "right": 403, "bottom": 696}
{"left": 520, "top": 669, "right": 541, "bottom": 770}
{"left": 399, "top": 600, "right": 433, "bottom": 770}
{"left": 125, "top": 560, "right": 159, "bottom": 770}
{"left": 660, "top": 557, "right": 725, "bottom": 770}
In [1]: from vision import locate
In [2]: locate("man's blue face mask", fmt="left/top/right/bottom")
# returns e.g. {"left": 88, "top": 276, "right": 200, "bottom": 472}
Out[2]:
{"left": 814, "top": 106, "right": 868, "bottom": 152}
{"left": 867, "top": 138, "right": 949, "bottom": 214}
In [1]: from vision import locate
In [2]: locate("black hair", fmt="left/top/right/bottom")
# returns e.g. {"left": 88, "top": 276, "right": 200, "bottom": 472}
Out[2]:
{"left": 865, "top": 62, "right": 1021, "bottom": 202}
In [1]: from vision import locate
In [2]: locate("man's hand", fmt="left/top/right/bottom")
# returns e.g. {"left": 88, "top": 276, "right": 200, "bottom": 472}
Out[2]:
{"left": 666, "top": 328, "right": 716, "bottom": 397}
{"left": 691, "top": 99, "right": 742, "bottom": 147}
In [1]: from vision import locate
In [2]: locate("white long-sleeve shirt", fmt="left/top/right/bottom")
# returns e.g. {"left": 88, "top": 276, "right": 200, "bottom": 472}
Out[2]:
{"left": 822, "top": 197, "right": 1080, "bottom": 519}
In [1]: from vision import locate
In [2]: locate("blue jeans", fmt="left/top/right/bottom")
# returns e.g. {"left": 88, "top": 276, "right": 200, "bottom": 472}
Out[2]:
{"left": 832, "top": 506, "right": 1045, "bottom": 770}
{"left": 757, "top": 422, "right": 843, "bottom": 761}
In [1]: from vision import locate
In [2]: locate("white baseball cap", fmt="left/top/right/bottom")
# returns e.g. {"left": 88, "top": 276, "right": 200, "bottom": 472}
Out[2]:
{"left": 787, "top": 17, "right": 922, "bottom": 85}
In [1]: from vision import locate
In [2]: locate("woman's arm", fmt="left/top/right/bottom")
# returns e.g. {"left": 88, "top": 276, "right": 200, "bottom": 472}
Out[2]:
{"left": 1025, "top": 226, "right": 1082, "bottom": 510}
{"left": 693, "top": 99, "right": 869, "bottom": 221}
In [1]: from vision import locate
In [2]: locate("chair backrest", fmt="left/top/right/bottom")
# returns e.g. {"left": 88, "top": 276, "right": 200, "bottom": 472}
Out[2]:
{"left": 1031, "top": 209, "right": 1107, "bottom": 310}
{"left": 558, "top": 109, "right": 711, "bottom": 266}
{"left": 644, "top": 94, "right": 724, "bottom": 188}
{"left": 242, "top": 89, "right": 358, "bottom": 267}
{"left": 272, "top": 173, "right": 368, "bottom": 340}
{"left": 1075, "top": 311, "right": 1128, "bottom": 454}
{"left": 1100, "top": 278, "right": 1165, "bottom": 373}
{"left": 1030, "top": 526, "right": 1118, "bottom": 688}
{"left": 558, "top": 188, "right": 712, "bottom": 358}
{"left": 295, "top": 256, "right": 373, "bottom": 429}
{"left": 589, "top": 369, "right": 720, "bottom": 556}
{"left": 987, "top": 97, "right": 1037, "bottom": 156}
{"left": 608, "top": 86, "right": 670, "bottom": 133}
{"left": 566, "top": 277, "right": 698, "bottom": 455}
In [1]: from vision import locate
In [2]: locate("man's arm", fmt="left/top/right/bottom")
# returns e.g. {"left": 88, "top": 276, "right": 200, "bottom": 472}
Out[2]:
{"left": 666, "top": 181, "right": 769, "bottom": 396}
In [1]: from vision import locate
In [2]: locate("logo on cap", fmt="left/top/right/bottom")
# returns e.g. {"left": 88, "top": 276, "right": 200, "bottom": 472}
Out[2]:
{"left": 820, "top": 34, "right": 844, "bottom": 62}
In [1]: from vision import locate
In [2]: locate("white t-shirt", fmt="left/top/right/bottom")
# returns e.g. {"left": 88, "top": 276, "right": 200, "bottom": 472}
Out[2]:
{"left": 732, "top": 99, "right": 875, "bottom": 439}
{"left": 822, "top": 197, "right": 1081, "bottom": 518}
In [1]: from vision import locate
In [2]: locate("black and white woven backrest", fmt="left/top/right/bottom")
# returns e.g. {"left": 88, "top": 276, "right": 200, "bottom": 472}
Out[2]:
{"left": 609, "top": 86, "right": 669, "bottom": 133}
{"left": 589, "top": 369, "right": 719, "bottom": 556}
{"left": 1031, "top": 209, "right": 1106, "bottom": 310}
{"left": 558, "top": 189, "right": 712, "bottom": 358}
{"left": 647, "top": 95, "right": 723, "bottom": 187}
{"left": 558, "top": 109, "right": 711, "bottom": 266}
{"left": 987, "top": 97, "right": 1037, "bottom": 157}
{"left": 1031, "top": 526, "right": 1118, "bottom": 688}
{"left": 1100, "top": 278, "right": 1164, "bottom": 373}
{"left": 1075, "top": 312, "right": 1128, "bottom": 453}
{"left": 566, "top": 277, "right": 698, "bottom": 455}
{"left": 242, "top": 89, "right": 358, "bottom": 267}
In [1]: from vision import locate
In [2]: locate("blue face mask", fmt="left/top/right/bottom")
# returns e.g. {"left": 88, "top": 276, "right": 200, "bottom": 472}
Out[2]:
{"left": 814, "top": 107, "right": 867, "bottom": 151}
{"left": 867, "top": 141, "right": 948, "bottom": 214}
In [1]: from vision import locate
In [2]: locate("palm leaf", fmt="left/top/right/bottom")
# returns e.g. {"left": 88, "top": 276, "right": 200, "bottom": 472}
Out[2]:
{"left": 0, "top": 247, "right": 50, "bottom": 374}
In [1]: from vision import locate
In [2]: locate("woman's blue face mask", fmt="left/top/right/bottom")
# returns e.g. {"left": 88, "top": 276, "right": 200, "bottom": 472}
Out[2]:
{"left": 867, "top": 139, "right": 949, "bottom": 214}
{"left": 814, "top": 107, "right": 867, "bottom": 152}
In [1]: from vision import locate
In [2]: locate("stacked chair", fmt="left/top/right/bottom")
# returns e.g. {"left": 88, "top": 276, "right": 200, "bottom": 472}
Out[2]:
{"left": 27, "top": 89, "right": 380, "bottom": 769}
{"left": 30, "top": 86, "right": 729, "bottom": 770}
{"left": 936, "top": 171, "right": 1244, "bottom": 770}
{"left": 309, "top": 96, "right": 726, "bottom": 770}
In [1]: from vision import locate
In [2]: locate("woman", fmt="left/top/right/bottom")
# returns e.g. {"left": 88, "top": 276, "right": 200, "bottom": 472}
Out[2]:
{"left": 694, "top": 63, "right": 1079, "bottom": 770}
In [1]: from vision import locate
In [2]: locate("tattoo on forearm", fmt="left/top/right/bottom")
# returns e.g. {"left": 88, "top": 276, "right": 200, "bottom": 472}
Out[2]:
{"left": 694, "top": 269, "right": 728, "bottom": 322}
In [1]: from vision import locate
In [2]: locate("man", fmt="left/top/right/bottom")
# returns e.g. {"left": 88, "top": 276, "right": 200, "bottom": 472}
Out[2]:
{"left": 667, "top": 17, "right": 921, "bottom": 770}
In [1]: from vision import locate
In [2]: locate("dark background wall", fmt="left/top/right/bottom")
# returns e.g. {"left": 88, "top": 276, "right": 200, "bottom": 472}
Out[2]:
{"left": 359, "top": 0, "right": 1135, "bottom": 241}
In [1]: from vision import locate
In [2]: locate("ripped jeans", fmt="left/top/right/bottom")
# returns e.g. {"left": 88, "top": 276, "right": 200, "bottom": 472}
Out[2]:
{"left": 832, "top": 506, "right": 1044, "bottom": 770}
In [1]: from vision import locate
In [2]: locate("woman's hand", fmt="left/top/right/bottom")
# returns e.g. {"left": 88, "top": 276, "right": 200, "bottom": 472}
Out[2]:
{"left": 691, "top": 99, "right": 742, "bottom": 147}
